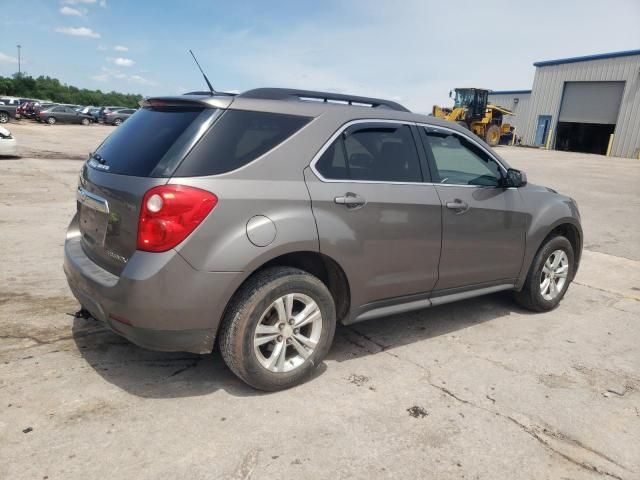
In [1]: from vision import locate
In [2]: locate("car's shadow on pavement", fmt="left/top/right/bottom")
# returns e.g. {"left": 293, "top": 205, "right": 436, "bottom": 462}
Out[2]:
{"left": 72, "top": 292, "right": 530, "bottom": 398}
{"left": 328, "top": 291, "right": 529, "bottom": 363}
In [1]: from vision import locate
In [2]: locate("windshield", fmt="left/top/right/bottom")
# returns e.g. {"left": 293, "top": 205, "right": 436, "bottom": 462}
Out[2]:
{"left": 453, "top": 89, "right": 475, "bottom": 108}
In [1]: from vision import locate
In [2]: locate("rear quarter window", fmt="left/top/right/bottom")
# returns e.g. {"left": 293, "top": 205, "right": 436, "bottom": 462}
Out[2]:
{"left": 174, "top": 110, "right": 311, "bottom": 177}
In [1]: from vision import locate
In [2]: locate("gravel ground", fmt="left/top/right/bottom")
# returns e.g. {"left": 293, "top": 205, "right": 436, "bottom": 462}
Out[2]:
{"left": 1, "top": 120, "right": 639, "bottom": 480}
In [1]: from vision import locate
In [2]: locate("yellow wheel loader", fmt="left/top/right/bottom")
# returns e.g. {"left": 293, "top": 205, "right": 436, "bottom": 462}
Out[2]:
{"left": 432, "top": 88, "right": 513, "bottom": 146}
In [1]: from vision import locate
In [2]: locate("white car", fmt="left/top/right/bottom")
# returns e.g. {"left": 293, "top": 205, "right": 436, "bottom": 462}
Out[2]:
{"left": 0, "top": 126, "right": 18, "bottom": 156}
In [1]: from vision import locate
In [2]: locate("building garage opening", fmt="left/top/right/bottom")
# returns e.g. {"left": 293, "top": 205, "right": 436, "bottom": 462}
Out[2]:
{"left": 555, "top": 81, "right": 624, "bottom": 155}
{"left": 556, "top": 122, "right": 615, "bottom": 155}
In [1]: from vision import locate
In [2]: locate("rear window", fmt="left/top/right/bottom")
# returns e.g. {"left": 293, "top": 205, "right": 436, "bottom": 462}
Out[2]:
{"left": 174, "top": 109, "right": 311, "bottom": 177}
{"left": 90, "top": 107, "right": 211, "bottom": 177}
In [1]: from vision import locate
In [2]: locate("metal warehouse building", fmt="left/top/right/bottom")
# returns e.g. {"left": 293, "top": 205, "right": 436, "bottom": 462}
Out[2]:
{"left": 491, "top": 49, "right": 640, "bottom": 158}
{"left": 487, "top": 90, "right": 531, "bottom": 138}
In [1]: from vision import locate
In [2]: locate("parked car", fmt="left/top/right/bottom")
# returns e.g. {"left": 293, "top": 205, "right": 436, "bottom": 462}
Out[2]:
{"left": 33, "top": 103, "right": 59, "bottom": 120}
{"left": 85, "top": 107, "right": 100, "bottom": 122}
{"left": 15, "top": 100, "right": 34, "bottom": 118}
{"left": 39, "top": 105, "right": 93, "bottom": 125}
{"left": 76, "top": 106, "right": 96, "bottom": 115}
{"left": 0, "top": 126, "right": 17, "bottom": 155}
{"left": 97, "top": 106, "right": 126, "bottom": 123}
{"left": 25, "top": 102, "right": 56, "bottom": 120}
{"left": 0, "top": 98, "right": 21, "bottom": 123}
{"left": 104, "top": 108, "right": 137, "bottom": 126}
{"left": 64, "top": 88, "right": 583, "bottom": 391}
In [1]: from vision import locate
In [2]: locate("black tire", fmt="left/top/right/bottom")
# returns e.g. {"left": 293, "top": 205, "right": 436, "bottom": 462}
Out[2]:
{"left": 0, "top": 112, "right": 9, "bottom": 123}
{"left": 113, "top": 118, "right": 122, "bottom": 126}
{"left": 81, "top": 117, "right": 90, "bottom": 126}
{"left": 485, "top": 124, "right": 501, "bottom": 146}
{"left": 46, "top": 116, "right": 56, "bottom": 125}
{"left": 514, "top": 235, "right": 574, "bottom": 312}
{"left": 219, "top": 267, "right": 336, "bottom": 391}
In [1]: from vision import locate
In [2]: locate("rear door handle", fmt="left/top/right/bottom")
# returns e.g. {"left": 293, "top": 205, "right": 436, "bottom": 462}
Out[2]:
{"left": 334, "top": 193, "right": 366, "bottom": 209}
{"left": 445, "top": 199, "right": 469, "bottom": 214}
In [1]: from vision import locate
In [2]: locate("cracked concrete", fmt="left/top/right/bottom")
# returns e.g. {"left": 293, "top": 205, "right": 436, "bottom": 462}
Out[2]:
{"left": 1, "top": 124, "right": 639, "bottom": 479}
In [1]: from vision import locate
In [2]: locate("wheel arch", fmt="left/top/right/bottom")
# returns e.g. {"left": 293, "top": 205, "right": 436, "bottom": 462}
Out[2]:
{"left": 220, "top": 250, "right": 351, "bottom": 330}
{"left": 516, "top": 217, "right": 583, "bottom": 290}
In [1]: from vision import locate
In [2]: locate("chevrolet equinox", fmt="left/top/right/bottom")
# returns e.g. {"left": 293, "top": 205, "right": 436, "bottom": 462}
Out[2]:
{"left": 64, "top": 88, "right": 583, "bottom": 390}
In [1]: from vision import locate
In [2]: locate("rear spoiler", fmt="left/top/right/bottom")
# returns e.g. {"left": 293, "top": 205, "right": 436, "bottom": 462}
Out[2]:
{"left": 139, "top": 95, "right": 234, "bottom": 109}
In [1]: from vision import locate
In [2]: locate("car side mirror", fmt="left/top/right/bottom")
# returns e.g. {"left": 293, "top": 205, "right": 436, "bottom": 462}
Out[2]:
{"left": 504, "top": 168, "right": 527, "bottom": 188}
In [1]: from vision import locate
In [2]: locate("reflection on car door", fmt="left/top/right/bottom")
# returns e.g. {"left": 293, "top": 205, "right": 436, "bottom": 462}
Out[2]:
{"left": 419, "top": 126, "right": 527, "bottom": 291}
{"left": 305, "top": 122, "right": 442, "bottom": 313}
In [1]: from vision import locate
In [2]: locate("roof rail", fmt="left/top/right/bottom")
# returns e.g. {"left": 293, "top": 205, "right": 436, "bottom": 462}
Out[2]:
{"left": 238, "top": 88, "right": 411, "bottom": 112}
{"left": 182, "top": 90, "right": 238, "bottom": 97}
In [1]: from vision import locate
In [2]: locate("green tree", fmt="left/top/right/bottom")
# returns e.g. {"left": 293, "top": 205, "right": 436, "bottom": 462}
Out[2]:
{"left": 0, "top": 74, "right": 143, "bottom": 108}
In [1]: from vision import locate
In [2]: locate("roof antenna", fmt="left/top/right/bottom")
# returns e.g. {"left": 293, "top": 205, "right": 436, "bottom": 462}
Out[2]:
{"left": 189, "top": 49, "right": 216, "bottom": 96}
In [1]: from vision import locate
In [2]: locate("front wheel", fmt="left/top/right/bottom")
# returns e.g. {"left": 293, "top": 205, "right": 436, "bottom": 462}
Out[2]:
{"left": 219, "top": 267, "right": 336, "bottom": 391}
{"left": 113, "top": 118, "right": 122, "bottom": 126}
{"left": 81, "top": 118, "right": 90, "bottom": 126}
{"left": 46, "top": 116, "right": 56, "bottom": 125}
{"left": 485, "top": 124, "right": 501, "bottom": 146}
{"left": 514, "top": 235, "right": 574, "bottom": 312}
{"left": 0, "top": 112, "right": 9, "bottom": 123}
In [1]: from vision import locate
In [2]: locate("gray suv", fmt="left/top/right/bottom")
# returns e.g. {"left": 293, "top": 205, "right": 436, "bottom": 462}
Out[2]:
{"left": 64, "top": 88, "right": 582, "bottom": 390}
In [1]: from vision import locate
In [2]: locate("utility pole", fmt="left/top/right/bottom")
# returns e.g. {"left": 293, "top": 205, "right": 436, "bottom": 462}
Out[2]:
{"left": 16, "top": 45, "right": 21, "bottom": 76}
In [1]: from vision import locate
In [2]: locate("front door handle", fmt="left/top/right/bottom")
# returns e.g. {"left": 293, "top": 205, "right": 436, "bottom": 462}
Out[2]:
{"left": 334, "top": 192, "right": 366, "bottom": 209}
{"left": 445, "top": 199, "right": 469, "bottom": 214}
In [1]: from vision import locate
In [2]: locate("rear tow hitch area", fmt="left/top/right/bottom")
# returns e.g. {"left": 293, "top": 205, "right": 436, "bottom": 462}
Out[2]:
{"left": 69, "top": 308, "right": 92, "bottom": 319}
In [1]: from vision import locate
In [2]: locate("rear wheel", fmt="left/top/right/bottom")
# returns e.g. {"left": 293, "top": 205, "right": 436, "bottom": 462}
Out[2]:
{"left": 219, "top": 267, "right": 336, "bottom": 391}
{"left": 81, "top": 117, "right": 90, "bottom": 126}
{"left": 485, "top": 124, "right": 501, "bottom": 146}
{"left": 0, "top": 112, "right": 8, "bottom": 123}
{"left": 113, "top": 118, "right": 122, "bottom": 126}
{"left": 514, "top": 235, "right": 574, "bottom": 312}
{"left": 46, "top": 116, "right": 56, "bottom": 125}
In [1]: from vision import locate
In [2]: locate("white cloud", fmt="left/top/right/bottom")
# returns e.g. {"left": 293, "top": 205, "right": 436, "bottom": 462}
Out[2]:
{"left": 194, "top": 0, "right": 640, "bottom": 112}
{"left": 90, "top": 73, "right": 109, "bottom": 82}
{"left": 62, "top": 0, "right": 98, "bottom": 4}
{"left": 60, "top": 6, "right": 86, "bottom": 16}
{"left": 90, "top": 68, "right": 155, "bottom": 87}
{"left": 55, "top": 26, "right": 101, "bottom": 38}
{"left": 108, "top": 57, "right": 135, "bottom": 67}
{"left": 114, "top": 45, "right": 128, "bottom": 52}
{"left": 130, "top": 75, "right": 155, "bottom": 86}
{"left": 97, "top": 45, "right": 108, "bottom": 51}
{"left": 0, "top": 52, "right": 18, "bottom": 64}
{"left": 99, "top": 0, "right": 107, "bottom": 7}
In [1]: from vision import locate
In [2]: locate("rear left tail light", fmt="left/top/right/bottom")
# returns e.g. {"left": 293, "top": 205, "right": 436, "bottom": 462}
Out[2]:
{"left": 137, "top": 185, "right": 217, "bottom": 252}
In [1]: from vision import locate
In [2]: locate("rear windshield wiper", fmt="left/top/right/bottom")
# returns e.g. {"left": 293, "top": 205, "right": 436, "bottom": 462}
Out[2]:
{"left": 90, "top": 152, "right": 106, "bottom": 164}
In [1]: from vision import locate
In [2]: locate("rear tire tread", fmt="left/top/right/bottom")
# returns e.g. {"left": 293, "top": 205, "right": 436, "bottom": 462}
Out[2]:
{"left": 218, "top": 266, "right": 335, "bottom": 391}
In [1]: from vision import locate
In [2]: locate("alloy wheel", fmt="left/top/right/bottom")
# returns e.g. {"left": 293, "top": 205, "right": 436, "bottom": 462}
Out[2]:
{"left": 253, "top": 293, "right": 322, "bottom": 373}
{"left": 540, "top": 249, "right": 569, "bottom": 301}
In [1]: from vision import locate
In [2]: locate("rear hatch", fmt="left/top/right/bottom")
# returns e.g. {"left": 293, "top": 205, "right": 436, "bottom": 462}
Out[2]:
{"left": 77, "top": 102, "right": 221, "bottom": 275}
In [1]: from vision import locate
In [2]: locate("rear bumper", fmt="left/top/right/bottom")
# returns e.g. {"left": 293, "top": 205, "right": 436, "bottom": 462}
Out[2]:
{"left": 63, "top": 215, "right": 242, "bottom": 354}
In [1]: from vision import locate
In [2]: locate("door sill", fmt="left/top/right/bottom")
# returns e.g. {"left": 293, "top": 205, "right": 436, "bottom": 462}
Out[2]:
{"left": 347, "top": 282, "right": 515, "bottom": 325}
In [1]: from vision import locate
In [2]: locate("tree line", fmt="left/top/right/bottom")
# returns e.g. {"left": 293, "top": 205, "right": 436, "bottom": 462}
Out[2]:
{"left": 0, "top": 74, "right": 142, "bottom": 108}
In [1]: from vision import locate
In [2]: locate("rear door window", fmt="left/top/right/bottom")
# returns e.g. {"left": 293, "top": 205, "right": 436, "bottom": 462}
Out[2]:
{"left": 90, "top": 106, "right": 213, "bottom": 177}
{"left": 315, "top": 123, "right": 422, "bottom": 182}
{"left": 175, "top": 110, "right": 311, "bottom": 177}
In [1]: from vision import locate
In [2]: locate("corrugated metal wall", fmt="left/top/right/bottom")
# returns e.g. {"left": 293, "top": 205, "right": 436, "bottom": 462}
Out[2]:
{"left": 487, "top": 92, "right": 531, "bottom": 139}
{"left": 523, "top": 54, "right": 640, "bottom": 158}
